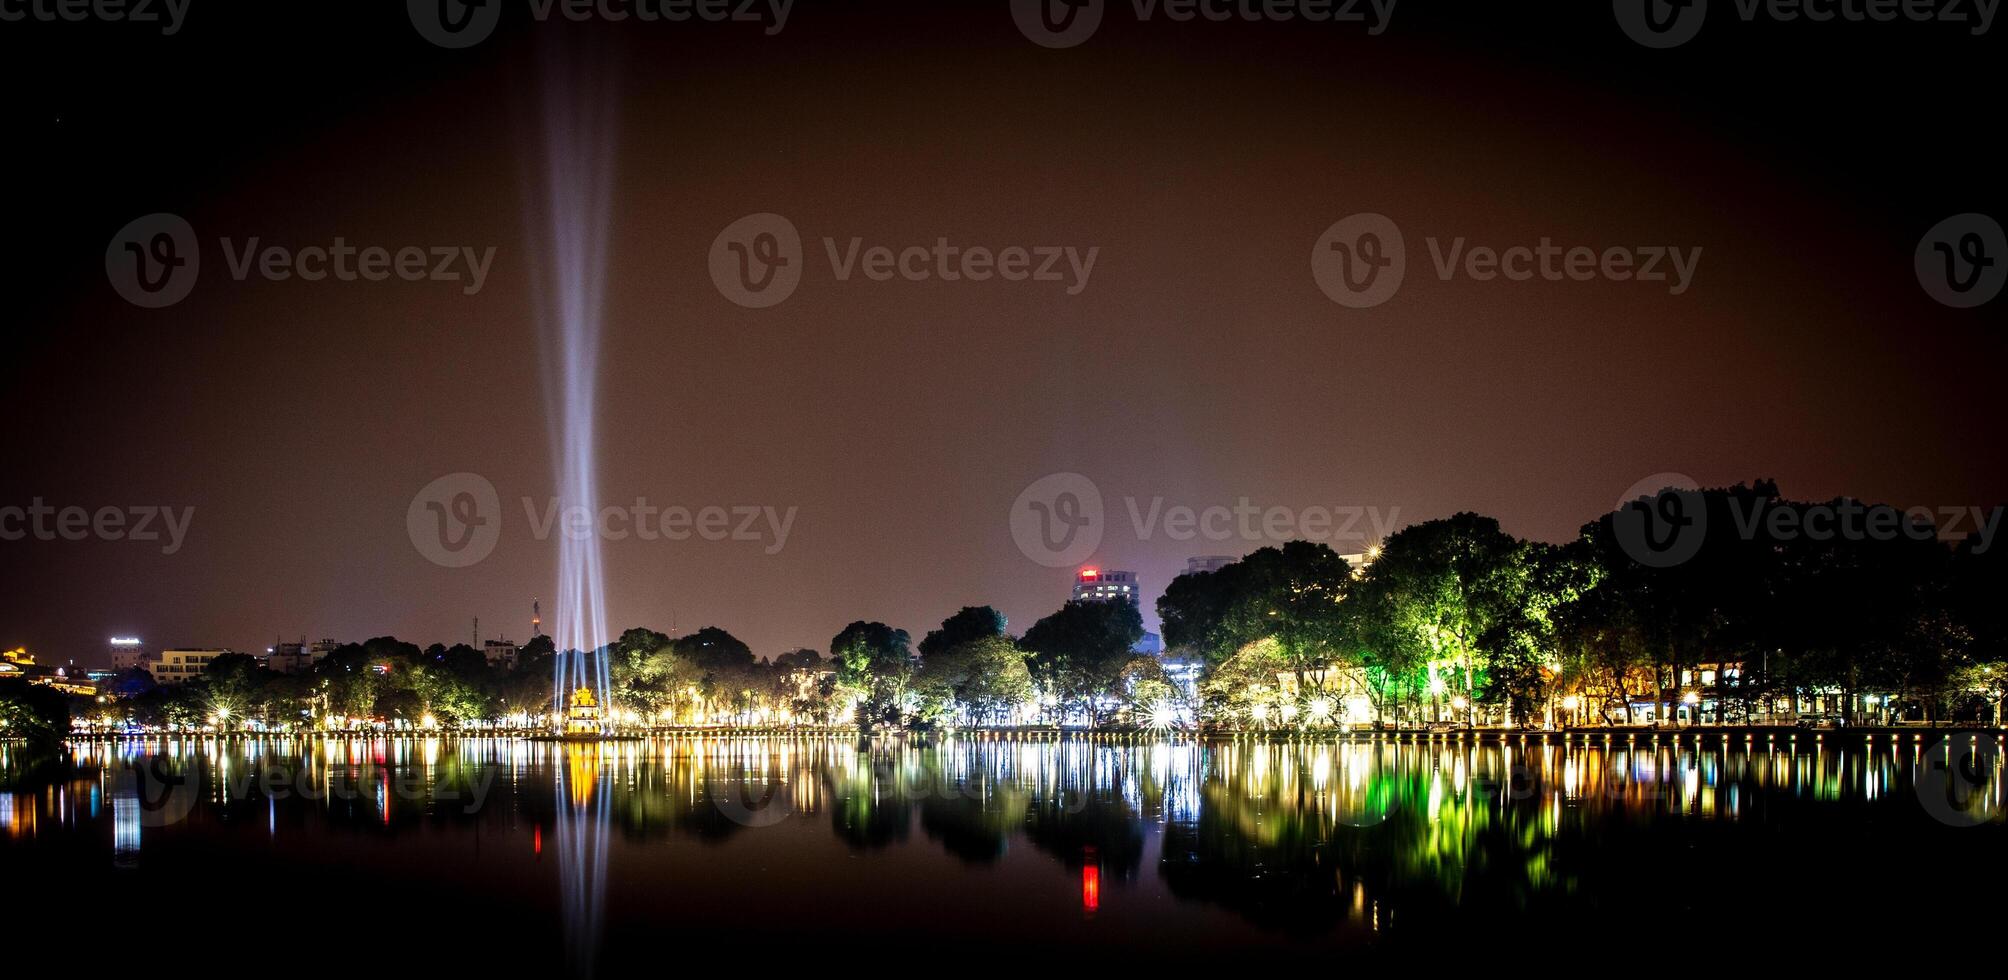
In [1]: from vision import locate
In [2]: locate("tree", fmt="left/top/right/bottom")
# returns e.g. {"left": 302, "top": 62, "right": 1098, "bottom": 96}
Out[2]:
{"left": 1480, "top": 541, "right": 1597, "bottom": 724}
{"left": 912, "top": 636, "right": 1034, "bottom": 726}
{"left": 919, "top": 606, "right": 1008, "bottom": 659}
{"left": 1349, "top": 514, "right": 1526, "bottom": 725}
{"left": 1160, "top": 562, "right": 1251, "bottom": 667}
{"left": 1216, "top": 542, "right": 1354, "bottom": 693}
{"left": 1020, "top": 599, "right": 1143, "bottom": 727}
{"left": 832, "top": 621, "right": 914, "bottom": 730}
{"left": 202, "top": 652, "right": 274, "bottom": 725}
{"left": 1118, "top": 656, "right": 1183, "bottom": 728}
{"left": 1953, "top": 531, "right": 2007, "bottom": 724}
{"left": 672, "top": 627, "right": 759, "bottom": 721}
{"left": 0, "top": 683, "right": 71, "bottom": 743}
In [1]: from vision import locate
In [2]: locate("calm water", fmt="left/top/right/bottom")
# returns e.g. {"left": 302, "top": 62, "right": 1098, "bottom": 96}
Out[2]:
{"left": 4, "top": 734, "right": 2003, "bottom": 971}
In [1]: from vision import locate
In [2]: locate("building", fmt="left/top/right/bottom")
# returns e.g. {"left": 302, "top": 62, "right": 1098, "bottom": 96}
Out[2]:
{"left": 483, "top": 638, "right": 519, "bottom": 669}
{"left": 1074, "top": 568, "right": 1141, "bottom": 608}
{"left": 1185, "top": 555, "right": 1238, "bottom": 575}
{"left": 0, "top": 647, "right": 33, "bottom": 680}
{"left": 109, "top": 637, "right": 147, "bottom": 671}
{"left": 38, "top": 667, "right": 97, "bottom": 697}
{"left": 0, "top": 648, "right": 97, "bottom": 696}
{"left": 152, "top": 649, "right": 230, "bottom": 685}
{"left": 268, "top": 638, "right": 315, "bottom": 674}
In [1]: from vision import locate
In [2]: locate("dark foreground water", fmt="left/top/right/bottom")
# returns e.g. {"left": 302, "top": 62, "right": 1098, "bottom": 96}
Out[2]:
{"left": 4, "top": 734, "right": 2003, "bottom": 973}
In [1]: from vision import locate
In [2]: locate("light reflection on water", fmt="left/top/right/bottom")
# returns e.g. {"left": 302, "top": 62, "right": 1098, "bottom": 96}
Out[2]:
{"left": 5, "top": 734, "right": 2003, "bottom": 966}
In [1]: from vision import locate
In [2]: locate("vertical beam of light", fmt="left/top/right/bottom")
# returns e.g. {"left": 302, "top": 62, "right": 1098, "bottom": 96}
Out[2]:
{"left": 526, "top": 35, "right": 620, "bottom": 724}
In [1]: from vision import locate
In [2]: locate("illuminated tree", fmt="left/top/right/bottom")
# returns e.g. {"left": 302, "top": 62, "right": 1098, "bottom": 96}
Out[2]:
{"left": 1022, "top": 599, "right": 1143, "bottom": 727}
{"left": 1349, "top": 514, "right": 1526, "bottom": 724}
{"left": 832, "top": 621, "right": 914, "bottom": 730}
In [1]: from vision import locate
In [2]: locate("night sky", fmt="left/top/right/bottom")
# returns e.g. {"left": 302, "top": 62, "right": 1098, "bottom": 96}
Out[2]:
{"left": 3, "top": 1, "right": 2001, "bottom": 665}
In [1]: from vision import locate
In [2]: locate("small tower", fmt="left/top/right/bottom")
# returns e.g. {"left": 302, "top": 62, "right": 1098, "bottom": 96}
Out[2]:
{"left": 566, "top": 686, "right": 602, "bottom": 735}
{"left": 532, "top": 598, "right": 543, "bottom": 638}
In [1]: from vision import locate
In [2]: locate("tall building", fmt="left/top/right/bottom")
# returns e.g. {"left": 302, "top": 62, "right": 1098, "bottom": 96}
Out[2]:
{"left": 152, "top": 649, "right": 229, "bottom": 685}
{"left": 1073, "top": 568, "right": 1141, "bottom": 608}
{"left": 109, "top": 637, "right": 146, "bottom": 671}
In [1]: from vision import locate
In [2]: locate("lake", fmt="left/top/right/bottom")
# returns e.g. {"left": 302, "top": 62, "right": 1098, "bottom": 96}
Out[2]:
{"left": 3, "top": 733, "right": 2002, "bottom": 972}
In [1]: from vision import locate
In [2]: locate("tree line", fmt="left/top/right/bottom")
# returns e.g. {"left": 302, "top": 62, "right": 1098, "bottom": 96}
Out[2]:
{"left": 28, "top": 480, "right": 2004, "bottom": 737}
{"left": 1162, "top": 481, "right": 2004, "bottom": 728}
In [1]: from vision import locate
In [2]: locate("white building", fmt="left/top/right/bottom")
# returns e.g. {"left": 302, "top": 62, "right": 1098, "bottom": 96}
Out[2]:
{"left": 483, "top": 638, "right": 519, "bottom": 669}
{"left": 1073, "top": 568, "right": 1141, "bottom": 608}
{"left": 152, "top": 649, "right": 230, "bottom": 685}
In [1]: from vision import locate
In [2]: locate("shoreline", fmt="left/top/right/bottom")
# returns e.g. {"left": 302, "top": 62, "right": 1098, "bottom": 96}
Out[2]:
{"left": 48, "top": 724, "right": 2008, "bottom": 746}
